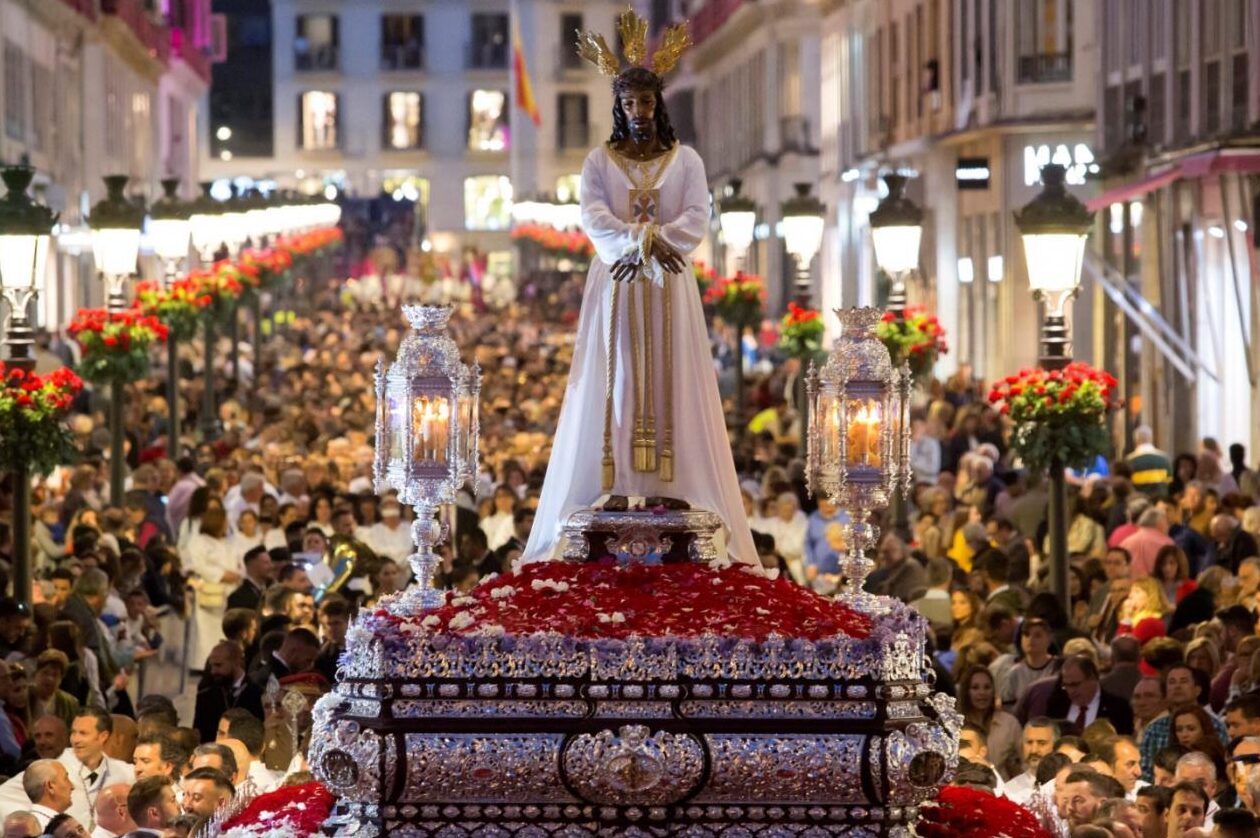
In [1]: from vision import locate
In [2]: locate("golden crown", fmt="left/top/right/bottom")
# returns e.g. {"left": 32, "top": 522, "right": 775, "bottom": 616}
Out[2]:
{"left": 575, "top": 7, "right": 692, "bottom": 78}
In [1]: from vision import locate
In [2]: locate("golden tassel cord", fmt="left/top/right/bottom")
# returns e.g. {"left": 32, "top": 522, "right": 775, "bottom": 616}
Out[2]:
{"left": 641, "top": 277, "right": 657, "bottom": 473}
{"left": 602, "top": 281, "right": 621, "bottom": 491}
{"left": 627, "top": 276, "right": 647, "bottom": 472}
{"left": 660, "top": 271, "right": 674, "bottom": 482}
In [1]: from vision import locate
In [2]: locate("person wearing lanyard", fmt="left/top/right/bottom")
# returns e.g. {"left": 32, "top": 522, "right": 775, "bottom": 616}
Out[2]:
{"left": 62, "top": 708, "right": 135, "bottom": 830}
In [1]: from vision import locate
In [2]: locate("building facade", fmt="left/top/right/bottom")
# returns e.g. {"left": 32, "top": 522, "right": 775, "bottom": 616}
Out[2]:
{"left": 817, "top": 0, "right": 1099, "bottom": 379}
{"left": 202, "top": 0, "right": 621, "bottom": 263}
{"left": 1091, "top": 0, "right": 1259, "bottom": 455}
{"left": 0, "top": 0, "right": 211, "bottom": 329}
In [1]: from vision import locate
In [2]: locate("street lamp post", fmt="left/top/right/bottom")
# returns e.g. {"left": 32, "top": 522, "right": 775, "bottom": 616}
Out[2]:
{"left": 0, "top": 165, "right": 56, "bottom": 611}
{"left": 149, "top": 178, "right": 193, "bottom": 460}
{"left": 1014, "top": 162, "right": 1094, "bottom": 611}
{"left": 781, "top": 182, "right": 826, "bottom": 454}
{"left": 189, "top": 183, "right": 225, "bottom": 440}
{"left": 717, "top": 179, "right": 756, "bottom": 438}
{"left": 89, "top": 175, "right": 145, "bottom": 506}
{"left": 868, "top": 174, "right": 924, "bottom": 314}
{"left": 868, "top": 174, "right": 923, "bottom": 541}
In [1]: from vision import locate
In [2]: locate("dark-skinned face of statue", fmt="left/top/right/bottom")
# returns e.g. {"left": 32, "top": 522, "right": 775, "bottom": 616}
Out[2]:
{"left": 619, "top": 87, "right": 657, "bottom": 144}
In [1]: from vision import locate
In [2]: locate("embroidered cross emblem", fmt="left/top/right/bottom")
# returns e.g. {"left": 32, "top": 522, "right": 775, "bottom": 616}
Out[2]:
{"left": 629, "top": 188, "right": 660, "bottom": 224}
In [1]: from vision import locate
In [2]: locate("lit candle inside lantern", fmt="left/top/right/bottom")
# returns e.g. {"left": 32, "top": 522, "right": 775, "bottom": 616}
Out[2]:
{"left": 433, "top": 397, "right": 450, "bottom": 462}
{"left": 847, "top": 401, "right": 883, "bottom": 465}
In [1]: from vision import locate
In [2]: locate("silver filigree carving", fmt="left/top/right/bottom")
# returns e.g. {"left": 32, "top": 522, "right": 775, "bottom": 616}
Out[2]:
{"left": 562, "top": 726, "right": 705, "bottom": 806}
{"left": 697, "top": 735, "right": 866, "bottom": 804}
{"left": 400, "top": 734, "right": 578, "bottom": 804}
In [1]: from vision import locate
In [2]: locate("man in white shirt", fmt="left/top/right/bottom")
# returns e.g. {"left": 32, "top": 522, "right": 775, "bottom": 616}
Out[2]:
{"left": 1003, "top": 718, "right": 1059, "bottom": 804}
{"left": 62, "top": 708, "right": 136, "bottom": 830}
{"left": 17, "top": 759, "right": 73, "bottom": 827}
{"left": 217, "top": 710, "right": 280, "bottom": 794}
{"left": 224, "top": 473, "right": 267, "bottom": 531}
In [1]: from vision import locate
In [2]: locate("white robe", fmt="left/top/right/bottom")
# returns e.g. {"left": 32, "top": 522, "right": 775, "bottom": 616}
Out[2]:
{"left": 522, "top": 144, "right": 757, "bottom": 567}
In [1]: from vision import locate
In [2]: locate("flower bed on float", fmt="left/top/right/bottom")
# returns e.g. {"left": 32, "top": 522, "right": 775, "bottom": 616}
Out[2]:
{"left": 915, "top": 785, "right": 1053, "bottom": 838}
{"left": 218, "top": 781, "right": 335, "bottom": 838}
{"left": 366, "top": 559, "right": 873, "bottom": 642}
{"left": 67, "top": 308, "right": 169, "bottom": 384}
{"left": 0, "top": 364, "right": 82, "bottom": 476}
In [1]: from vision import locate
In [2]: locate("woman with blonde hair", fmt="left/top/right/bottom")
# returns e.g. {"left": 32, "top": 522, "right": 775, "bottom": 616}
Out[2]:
{"left": 1117, "top": 577, "right": 1171, "bottom": 643}
{"left": 1184, "top": 637, "right": 1221, "bottom": 680}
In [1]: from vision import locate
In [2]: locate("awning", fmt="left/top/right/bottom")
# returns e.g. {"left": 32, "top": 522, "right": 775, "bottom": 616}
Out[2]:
{"left": 1086, "top": 148, "right": 1260, "bottom": 212}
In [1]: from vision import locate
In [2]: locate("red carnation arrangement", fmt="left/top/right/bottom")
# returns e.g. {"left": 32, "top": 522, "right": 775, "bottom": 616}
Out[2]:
{"left": 875, "top": 305, "right": 948, "bottom": 382}
{"left": 132, "top": 278, "right": 209, "bottom": 341}
{"left": 704, "top": 271, "right": 766, "bottom": 327}
{"left": 987, "top": 362, "right": 1121, "bottom": 473}
{"left": 778, "top": 302, "right": 825, "bottom": 361}
{"left": 278, "top": 227, "right": 344, "bottom": 258}
{"left": 0, "top": 363, "right": 82, "bottom": 476}
{"left": 916, "top": 785, "right": 1052, "bottom": 838}
{"left": 511, "top": 223, "right": 595, "bottom": 259}
{"left": 187, "top": 263, "right": 245, "bottom": 323}
{"left": 239, "top": 247, "right": 295, "bottom": 290}
{"left": 219, "top": 781, "right": 336, "bottom": 838}
{"left": 378, "top": 559, "right": 872, "bottom": 642}
{"left": 68, "top": 308, "right": 169, "bottom": 385}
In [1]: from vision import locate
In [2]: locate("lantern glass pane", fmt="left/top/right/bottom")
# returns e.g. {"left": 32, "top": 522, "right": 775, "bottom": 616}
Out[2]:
{"left": 1021, "top": 232, "right": 1086, "bottom": 295}
{"left": 91, "top": 227, "right": 141, "bottom": 277}
{"left": 388, "top": 390, "right": 406, "bottom": 462}
{"left": 412, "top": 394, "right": 451, "bottom": 464}
{"left": 720, "top": 210, "right": 756, "bottom": 255}
{"left": 870, "top": 224, "right": 922, "bottom": 275}
{"left": 845, "top": 398, "right": 883, "bottom": 468}
{"left": 458, "top": 392, "right": 474, "bottom": 466}
{"left": 782, "top": 215, "right": 825, "bottom": 264}
{"left": 0, "top": 233, "right": 48, "bottom": 293}
{"left": 818, "top": 392, "right": 840, "bottom": 464}
{"left": 149, "top": 218, "right": 191, "bottom": 263}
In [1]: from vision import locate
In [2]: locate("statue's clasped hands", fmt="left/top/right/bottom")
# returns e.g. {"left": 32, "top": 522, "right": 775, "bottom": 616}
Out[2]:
{"left": 612, "top": 239, "right": 685, "bottom": 282}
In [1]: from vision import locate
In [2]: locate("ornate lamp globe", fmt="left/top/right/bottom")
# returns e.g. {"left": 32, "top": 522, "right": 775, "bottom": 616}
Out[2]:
{"left": 89, "top": 175, "right": 146, "bottom": 310}
{"left": 718, "top": 178, "right": 757, "bottom": 261}
{"left": 0, "top": 166, "right": 57, "bottom": 360}
{"left": 189, "top": 182, "right": 227, "bottom": 261}
{"left": 148, "top": 178, "right": 193, "bottom": 273}
{"left": 1014, "top": 163, "right": 1094, "bottom": 365}
{"left": 806, "top": 308, "right": 912, "bottom": 613}
{"left": 781, "top": 182, "right": 825, "bottom": 267}
{"left": 374, "top": 305, "right": 481, "bottom": 615}
{"left": 243, "top": 188, "right": 272, "bottom": 245}
{"left": 868, "top": 174, "right": 923, "bottom": 311}
{"left": 219, "top": 186, "right": 250, "bottom": 256}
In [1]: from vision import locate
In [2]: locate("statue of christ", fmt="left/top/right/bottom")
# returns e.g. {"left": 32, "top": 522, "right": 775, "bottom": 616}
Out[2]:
{"left": 521, "top": 60, "right": 758, "bottom": 569}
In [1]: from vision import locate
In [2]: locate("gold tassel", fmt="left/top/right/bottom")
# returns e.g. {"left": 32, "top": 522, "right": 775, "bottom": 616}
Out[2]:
{"left": 641, "top": 277, "right": 657, "bottom": 473}
{"left": 602, "top": 281, "right": 621, "bottom": 491}
{"left": 661, "top": 271, "right": 674, "bottom": 482}
{"left": 627, "top": 276, "right": 646, "bottom": 472}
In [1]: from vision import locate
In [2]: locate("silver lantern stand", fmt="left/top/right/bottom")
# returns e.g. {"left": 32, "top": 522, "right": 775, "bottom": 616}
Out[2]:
{"left": 374, "top": 305, "right": 480, "bottom": 615}
{"left": 806, "top": 307, "right": 912, "bottom": 614}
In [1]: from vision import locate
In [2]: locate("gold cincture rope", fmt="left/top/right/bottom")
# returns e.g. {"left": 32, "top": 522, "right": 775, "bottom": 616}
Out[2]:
{"left": 602, "top": 281, "right": 621, "bottom": 491}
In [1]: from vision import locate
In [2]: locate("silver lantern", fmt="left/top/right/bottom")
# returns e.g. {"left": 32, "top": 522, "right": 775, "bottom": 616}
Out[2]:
{"left": 374, "top": 305, "right": 480, "bottom": 615}
{"left": 806, "top": 307, "right": 912, "bottom": 613}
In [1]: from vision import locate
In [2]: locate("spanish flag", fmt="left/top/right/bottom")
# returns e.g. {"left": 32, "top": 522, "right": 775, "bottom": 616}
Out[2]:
{"left": 513, "top": 27, "right": 541, "bottom": 126}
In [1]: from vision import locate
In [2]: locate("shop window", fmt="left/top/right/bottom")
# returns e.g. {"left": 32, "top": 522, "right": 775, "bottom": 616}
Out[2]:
{"left": 383, "top": 92, "right": 422, "bottom": 150}
{"left": 299, "top": 91, "right": 338, "bottom": 150}
{"left": 468, "top": 89, "right": 508, "bottom": 151}
{"left": 295, "top": 14, "right": 338, "bottom": 71}
{"left": 464, "top": 175, "right": 513, "bottom": 231}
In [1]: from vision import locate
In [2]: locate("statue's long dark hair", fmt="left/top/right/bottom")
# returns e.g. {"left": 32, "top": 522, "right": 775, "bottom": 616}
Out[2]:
{"left": 608, "top": 67, "right": 678, "bottom": 148}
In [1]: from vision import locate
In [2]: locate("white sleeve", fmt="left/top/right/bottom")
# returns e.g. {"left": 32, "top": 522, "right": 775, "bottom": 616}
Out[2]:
{"left": 657, "top": 148, "right": 710, "bottom": 256}
{"left": 580, "top": 149, "right": 638, "bottom": 266}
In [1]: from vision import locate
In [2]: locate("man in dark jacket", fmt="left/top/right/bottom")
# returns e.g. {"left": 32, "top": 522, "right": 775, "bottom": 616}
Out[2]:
{"left": 192, "top": 641, "right": 264, "bottom": 745}
{"left": 226, "top": 547, "right": 273, "bottom": 612}
{"left": 1211, "top": 513, "right": 1259, "bottom": 574}
{"left": 1014, "top": 654, "right": 1134, "bottom": 734}
{"left": 58, "top": 569, "right": 119, "bottom": 685}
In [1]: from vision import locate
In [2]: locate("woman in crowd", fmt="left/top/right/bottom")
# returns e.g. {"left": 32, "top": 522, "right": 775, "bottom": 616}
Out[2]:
{"left": 1154, "top": 545, "right": 1196, "bottom": 605}
{"left": 751, "top": 492, "right": 808, "bottom": 584}
{"left": 957, "top": 665, "right": 1022, "bottom": 779}
{"left": 187, "top": 506, "right": 241, "bottom": 671}
{"left": 1117, "top": 577, "right": 1171, "bottom": 643}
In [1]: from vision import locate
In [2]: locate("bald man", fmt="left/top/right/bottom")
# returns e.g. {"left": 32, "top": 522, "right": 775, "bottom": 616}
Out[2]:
{"left": 2, "top": 812, "right": 40, "bottom": 838}
{"left": 104, "top": 717, "right": 137, "bottom": 765}
{"left": 31, "top": 716, "right": 68, "bottom": 760}
{"left": 218, "top": 739, "right": 251, "bottom": 788}
{"left": 92, "top": 784, "right": 136, "bottom": 838}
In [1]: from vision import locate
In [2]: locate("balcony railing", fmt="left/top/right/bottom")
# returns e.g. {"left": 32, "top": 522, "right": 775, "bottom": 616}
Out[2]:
{"left": 466, "top": 42, "right": 508, "bottom": 70}
{"left": 295, "top": 45, "right": 339, "bottom": 72}
{"left": 1018, "top": 52, "right": 1072, "bottom": 84}
{"left": 382, "top": 43, "right": 424, "bottom": 71}
{"left": 102, "top": 0, "right": 170, "bottom": 62}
